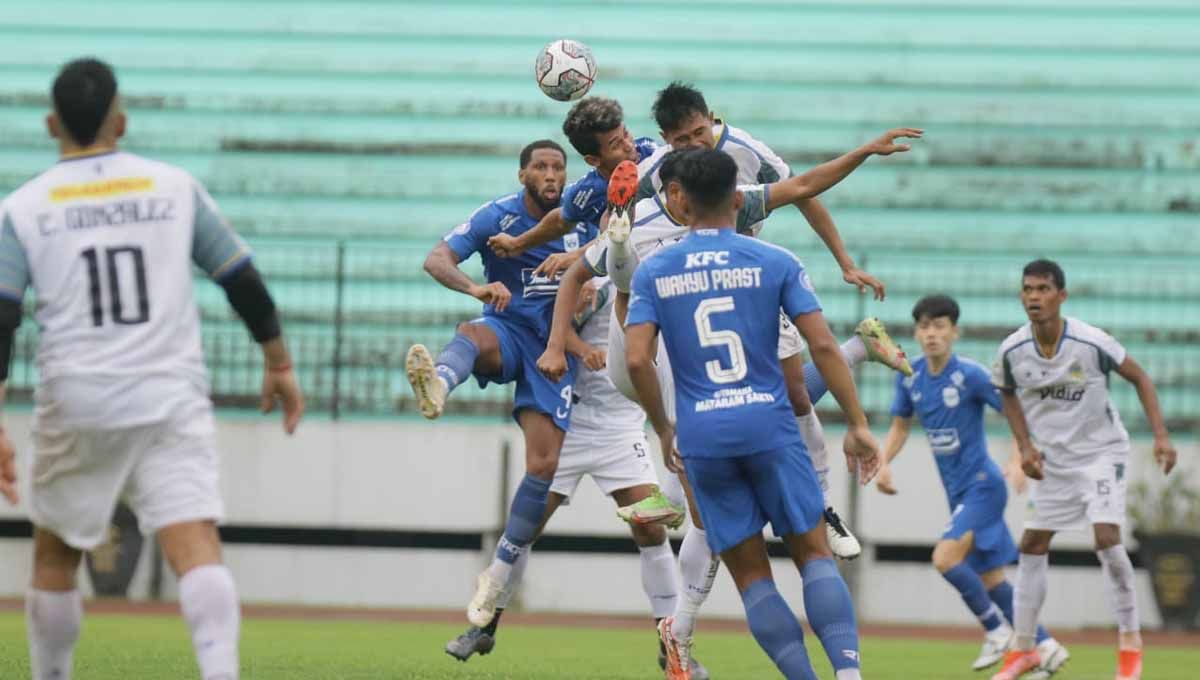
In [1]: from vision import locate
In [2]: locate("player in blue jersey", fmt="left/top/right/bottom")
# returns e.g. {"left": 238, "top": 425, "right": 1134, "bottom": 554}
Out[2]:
{"left": 486, "top": 96, "right": 656, "bottom": 274}
{"left": 625, "top": 149, "right": 878, "bottom": 680}
{"left": 875, "top": 295, "right": 1067, "bottom": 678}
{"left": 404, "top": 140, "right": 597, "bottom": 629}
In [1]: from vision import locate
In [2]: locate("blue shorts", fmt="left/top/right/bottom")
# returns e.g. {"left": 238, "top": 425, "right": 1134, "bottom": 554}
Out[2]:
{"left": 683, "top": 441, "right": 824, "bottom": 555}
{"left": 473, "top": 316, "right": 579, "bottom": 432}
{"left": 943, "top": 471, "right": 1019, "bottom": 574}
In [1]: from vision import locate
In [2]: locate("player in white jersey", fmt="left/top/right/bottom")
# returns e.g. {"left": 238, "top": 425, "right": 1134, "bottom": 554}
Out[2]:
{"left": 442, "top": 276, "right": 710, "bottom": 678}
{"left": 989, "top": 260, "right": 1176, "bottom": 680}
{"left": 0, "top": 59, "right": 304, "bottom": 680}
{"left": 629, "top": 82, "right": 884, "bottom": 296}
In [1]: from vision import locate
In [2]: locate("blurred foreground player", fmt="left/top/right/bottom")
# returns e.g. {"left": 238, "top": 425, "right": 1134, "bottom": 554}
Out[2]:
{"left": 0, "top": 58, "right": 304, "bottom": 680}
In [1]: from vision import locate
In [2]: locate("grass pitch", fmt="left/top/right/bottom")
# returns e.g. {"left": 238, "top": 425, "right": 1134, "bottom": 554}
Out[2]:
{"left": 0, "top": 612, "right": 1197, "bottom": 679}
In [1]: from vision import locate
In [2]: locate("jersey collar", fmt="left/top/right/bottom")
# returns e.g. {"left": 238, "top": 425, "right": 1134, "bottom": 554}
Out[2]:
{"left": 652, "top": 191, "right": 684, "bottom": 226}
{"left": 58, "top": 148, "right": 119, "bottom": 163}
{"left": 712, "top": 118, "right": 730, "bottom": 151}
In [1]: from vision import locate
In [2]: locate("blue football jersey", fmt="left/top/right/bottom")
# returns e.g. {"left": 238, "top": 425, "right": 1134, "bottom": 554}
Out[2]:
{"left": 626, "top": 227, "right": 821, "bottom": 458}
{"left": 444, "top": 190, "right": 596, "bottom": 336}
{"left": 561, "top": 137, "right": 659, "bottom": 230}
{"left": 891, "top": 354, "right": 1004, "bottom": 499}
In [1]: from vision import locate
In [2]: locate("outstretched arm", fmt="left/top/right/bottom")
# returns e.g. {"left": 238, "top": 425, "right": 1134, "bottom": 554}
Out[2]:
{"left": 781, "top": 128, "right": 921, "bottom": 301}
{"left": 766, "top": 128, "right": 923, "bottom": 210}
{"left": 488, "top": 207, "right": 574, "bottom": 258}
{"left": 423, "top": 241, "right": 511, "bottom": 312}
{"left": 1116, "top": 355, "right": 1176, "bottom": 474}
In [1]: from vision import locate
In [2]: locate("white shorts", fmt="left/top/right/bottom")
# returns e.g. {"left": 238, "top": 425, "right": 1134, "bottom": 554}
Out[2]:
{"left": 1025, "top": 455, "right": 1128, "bottom": 532}
{"left": 30, "top": 405, "right": 223, "bottom": 550}
{"left": 607, "top": 309, "right": 677, "bottom": 424}
{"left": 552, "top": 430, "right": 659, "bottom": 503}
{"left": 777, "top": 311, "right": 806, "bottom": 360}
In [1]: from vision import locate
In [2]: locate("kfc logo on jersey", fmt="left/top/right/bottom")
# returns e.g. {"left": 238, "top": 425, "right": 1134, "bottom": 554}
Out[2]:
{"left": 685, "top": 251, "right": 729, "bottom": 268}
{"left": 562, "top": 233, "right": 580, "bottom": 250}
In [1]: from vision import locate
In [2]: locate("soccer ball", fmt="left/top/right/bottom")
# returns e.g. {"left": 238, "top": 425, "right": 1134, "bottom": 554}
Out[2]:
{"left": 534, "top": 39, "right": 596, "bottom": 102}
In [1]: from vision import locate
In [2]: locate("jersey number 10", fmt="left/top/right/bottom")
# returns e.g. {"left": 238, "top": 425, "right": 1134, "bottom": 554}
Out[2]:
{"left": 81, "top": 246, "right": 150, "bottom": 327}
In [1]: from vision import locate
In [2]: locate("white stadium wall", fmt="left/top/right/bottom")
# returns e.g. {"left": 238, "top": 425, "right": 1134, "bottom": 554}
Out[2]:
{"left": 1, "top": 411, "right": 1191, "bottom": 630}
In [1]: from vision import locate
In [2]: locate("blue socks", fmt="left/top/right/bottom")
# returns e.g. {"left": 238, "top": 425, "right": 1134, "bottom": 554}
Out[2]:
{"left": 943, "top": 563, "right": 1005, "bottom": 631}
{"left": 741, "top": 578, "right": 818, "bottom": 680}
{"left": 801, "top": 558, "right": 861, "bottom": 674}
{"left": 495, "top": 474, "right": 551, "bottom": 565}
{"left": 988, "top": 580, "right": 1050, "bottom": 643}
{"left": 435, "top": 333, "right": 480, "bottom": 394}
{"left": 802, "top": 362, "right": 829, "bottom": 405}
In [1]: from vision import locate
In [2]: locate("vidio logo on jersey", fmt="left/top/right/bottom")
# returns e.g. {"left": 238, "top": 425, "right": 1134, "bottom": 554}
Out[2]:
{"left": 1037, "top": 360, "right": 1087, "bottom": 402}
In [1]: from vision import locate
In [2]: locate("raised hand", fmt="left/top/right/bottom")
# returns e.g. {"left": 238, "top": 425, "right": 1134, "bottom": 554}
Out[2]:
{"left": 868, "top": 127, "right": 924, "bottom": 156}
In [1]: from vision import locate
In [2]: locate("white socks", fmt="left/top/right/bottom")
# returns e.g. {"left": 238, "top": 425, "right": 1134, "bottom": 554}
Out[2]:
{"left": 796, "top": 412, "right": 831, "bottom": 504}
{"left": 674, "top": 526, "right": 719, "bottom": 641}
{"left": 836, "top": 669, "right": 863, "bottom": 680}
{"left": 605, "top": 233, "right": 639, "bottom": 293}
{"left": 1013, "top": 553, "right": 1048, "bottom": 651}
{"left": 179, "top": 565, "right": 241, "bottom": 680}
{"left": 842, "top": 336, "right": 868, "bottom": 367}
{"left": 660, "top": 470, "right": 687, "bottom": 513}
{"left": 26, "top": 589, "right": 82, "bottom": 680}
{"left": 639, "top": 540, "right": 681, "bottom": 619}
{"left": 1097, "top": 545, "right": 1140, "bottom": 634}
{"left": 495, "top": 548, "right": 531, "bottom": 610}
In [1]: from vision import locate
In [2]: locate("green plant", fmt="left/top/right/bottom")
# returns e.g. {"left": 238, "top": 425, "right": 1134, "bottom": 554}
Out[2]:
{"left": 1129, "top": 462, "right": 1200, "bottom": 535}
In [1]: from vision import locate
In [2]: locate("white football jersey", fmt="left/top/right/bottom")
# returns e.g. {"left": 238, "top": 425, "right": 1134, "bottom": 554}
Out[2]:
{"left": 992, "top": 317, "right": 1130, "bottom": 468}
{"left": 568, "top": 277, "right": 646, "bottom": 438}
{"left": 0, "top": 151, "right": 250, "bottom": 429}
{"left": 637, "top": 120, "right": 789, "bottom": 236}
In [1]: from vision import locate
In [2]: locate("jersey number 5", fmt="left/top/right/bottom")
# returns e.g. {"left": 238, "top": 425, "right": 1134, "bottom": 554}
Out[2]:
{"left": 81, "top": 246, "right": 150, "bottom": 327}
{"left": 693, "top": 296, "right": 747, "bottom": 384}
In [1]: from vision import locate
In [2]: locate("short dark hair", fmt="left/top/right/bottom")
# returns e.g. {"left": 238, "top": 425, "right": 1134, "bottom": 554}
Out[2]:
{"left": 1022, "top": 258, "right": 1066, "bottom": 290}
{"left": 912, "top": 294, "right": 960, "bottom": 324}
{"left": 676, "top": 148, "right": 737, "bottom": 216}
{"left": 561, "top": 97, "right": 623, "bottom": 157}
{"left": 519, "top": 139, "right": 566, "bottom": 169}
{"left": 652, "top": 81, "right": 709, "bottom": 134}
{"left": 52, "top": 58, "right": 118, "bottom": 147}
{"left": 656, "top": 148, "right": 688, "bottom": 187}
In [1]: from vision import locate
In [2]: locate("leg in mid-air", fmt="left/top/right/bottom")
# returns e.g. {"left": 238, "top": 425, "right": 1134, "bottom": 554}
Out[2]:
{"left": 405, "top": 319, "right": 504, "bottom": 420}
{"left": 603, "top": 160, "right": 641, "bottom": 294}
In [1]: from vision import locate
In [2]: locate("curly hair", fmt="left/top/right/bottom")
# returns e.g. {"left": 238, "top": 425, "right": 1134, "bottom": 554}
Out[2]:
{"left": 562, "top": 97, "right": 624, "bottom": 157}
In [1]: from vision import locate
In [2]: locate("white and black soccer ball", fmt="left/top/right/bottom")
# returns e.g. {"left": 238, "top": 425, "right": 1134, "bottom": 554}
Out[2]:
{"left": 534, "top": 39, "right": 597, "bottom": 102}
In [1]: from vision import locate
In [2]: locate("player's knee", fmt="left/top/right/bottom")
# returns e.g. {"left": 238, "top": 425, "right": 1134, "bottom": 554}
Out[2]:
{"left": 31, "top": 532, "right": 82, "bottom": 590}
{"left": 1093, "top": 524, "right": 1122, "bottom": 551}
{"left": 932, "top": 537, "right": 969, "bottom": 573}
{"left": 524, "top": 450, "right": 559, "bottom": 479}
{"left": 1019, "top": 531, "right": 1052, "bottom": 555}
{"left": 631, "top": 522, "right": 667, "bottom": 546}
